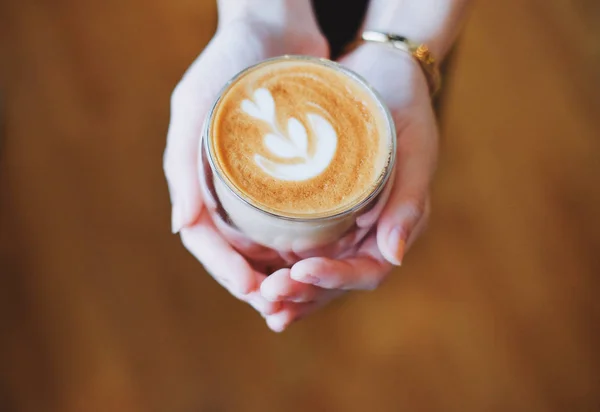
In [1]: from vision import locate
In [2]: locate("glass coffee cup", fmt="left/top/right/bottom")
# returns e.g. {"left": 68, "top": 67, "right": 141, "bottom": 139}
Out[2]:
{"left": 199, "top": 56, "right": 396, "bottom": 267}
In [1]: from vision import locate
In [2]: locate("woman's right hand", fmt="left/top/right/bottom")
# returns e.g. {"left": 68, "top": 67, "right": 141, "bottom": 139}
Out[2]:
{"left": 163, "top": 1, "right": 328, "bottom": 318}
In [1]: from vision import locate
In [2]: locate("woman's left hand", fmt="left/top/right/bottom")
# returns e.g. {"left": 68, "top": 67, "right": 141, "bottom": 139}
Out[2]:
{"left": 260, "top": 44, "right": 439, "bottom": 332}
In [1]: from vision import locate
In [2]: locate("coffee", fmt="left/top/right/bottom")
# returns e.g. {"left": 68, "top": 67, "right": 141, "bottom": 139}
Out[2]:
{"left": 203, "top": 56, "right": 395, "bottom": 252}
{"left": 210, "top": 59, "right": 390, "bottom": 217}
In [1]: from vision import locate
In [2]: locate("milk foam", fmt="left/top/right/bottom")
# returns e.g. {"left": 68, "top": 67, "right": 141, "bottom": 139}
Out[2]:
{"left": 241, "top": 88, "right": 337, "bottom": 182}
{"left": 210, "top": 58, "right": 392, "bottom": 217}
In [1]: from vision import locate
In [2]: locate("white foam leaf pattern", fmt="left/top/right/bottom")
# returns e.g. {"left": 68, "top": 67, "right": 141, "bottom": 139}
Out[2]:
{"left": 307, "top": 113, "right": 337, "bottom": 166}
{"left": 241, "top": 99, "right": 262, "bottom": 120}
{"left": 263, "top": 133, "right": 298, "bottom": 159}
{"left": 253, "top": 88, "right": 275, "bottom": 122}
{"left": 242, "top": 88, "right": 337, "bottom": 182}
{"left": 241, "top": 88, "right": 275, "bottom": 122}
{"left": 287, "top": 117, "right": 308, "bottom": 157}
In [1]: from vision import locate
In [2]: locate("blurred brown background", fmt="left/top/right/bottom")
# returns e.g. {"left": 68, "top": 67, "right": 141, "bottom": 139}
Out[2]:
{"left": 1, "top": 0, "right": 599, "bottom": 411}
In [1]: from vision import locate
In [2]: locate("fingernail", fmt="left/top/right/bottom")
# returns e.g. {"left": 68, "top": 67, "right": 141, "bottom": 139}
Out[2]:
{"left": 388, "top": 226, "right": 407, "bottom": 266}
{"left": 171, "top": 204, "right": 183, "bottom": 234}
{"left": 300, "top": 274, "right": 320, "bottom": 285}
{"left": 266, "top": 314, "right": 286, "bottom": 333}
{"left": 249, "top": 295, "right": 280, "bottom": 316}
{"left": 260, "top": 287, "right": 281, "bottom": 302}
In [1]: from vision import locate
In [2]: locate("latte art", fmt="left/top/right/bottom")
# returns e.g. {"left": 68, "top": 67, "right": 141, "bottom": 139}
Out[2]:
{"left": 209, "top": 58, "right": 392, "bottom": 218}
{"left": 241, "top": 88, "right": 338, "bottom": 181}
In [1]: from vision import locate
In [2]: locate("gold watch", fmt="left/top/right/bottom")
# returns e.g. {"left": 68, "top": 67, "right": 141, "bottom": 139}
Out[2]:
{"left": 346, "top": 30, "right": 442, "bottom": 96}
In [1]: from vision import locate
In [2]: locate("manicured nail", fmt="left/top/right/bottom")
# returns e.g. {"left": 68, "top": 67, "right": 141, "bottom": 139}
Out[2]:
{"left": 300, "top": 274, "right": 320, "bottom": 285}
{"left": 260, "top": 287, "right": 281, "bottom": 302}
{"left": 388, "top": 226, "right": 407, "bottom": 266}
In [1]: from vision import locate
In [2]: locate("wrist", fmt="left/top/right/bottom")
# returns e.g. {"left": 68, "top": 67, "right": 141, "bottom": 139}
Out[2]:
{"left": 217, "top": 0, "right": 316, "bottom": 32}
{"left": 361, "top": 0, "right": 471, "bottom": 60}
{"left": 349, "top": 42, "right": 429, "bottom": 92}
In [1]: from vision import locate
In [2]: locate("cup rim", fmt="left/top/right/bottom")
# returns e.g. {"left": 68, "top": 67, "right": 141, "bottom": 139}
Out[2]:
{"left": 203, "top": 55, "right": 397, "bottom": 223}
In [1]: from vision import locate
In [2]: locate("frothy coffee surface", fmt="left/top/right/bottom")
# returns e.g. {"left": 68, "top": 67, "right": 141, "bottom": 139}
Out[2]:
{"left": 210, "top": 58, "right": 391, "bottom": 217}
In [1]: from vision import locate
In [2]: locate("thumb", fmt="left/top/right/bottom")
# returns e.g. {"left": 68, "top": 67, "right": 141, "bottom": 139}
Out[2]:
{"left": 377, "top": 116, "right": 438, "bottom": 266}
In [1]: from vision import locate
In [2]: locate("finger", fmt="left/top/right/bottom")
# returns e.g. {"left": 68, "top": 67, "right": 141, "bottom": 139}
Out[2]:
{"left": 290, "top": 257, "right": 390, "bottom": 291}
{"left": 180, "top": 210, "right": 280, "bottom": 315}
{"left": 264, "top": 290, "right": 344, "bottom": 333}
{"left": 211, "top": 215, "right": 281, "bottom": 262}
{"left": 180, "top": 211, "right": 256, "bottom": 295}
{"left": 164, "top": 77, "right": 210, "bottom": 233}
{"left": 211, "top": 273, "right": 280, "bottom": 316}
{"left": 260, "top": 269, "right": 323, "bottom": 303}
{"left": 290, "top": 235, "right": 392, "bottom": 291}
{"left": 339, "top": 45, "right": 438, "bottom": 266}
{"left": 377, "top": 115, "right": 438, "bottom": 266}
{"left": 164, "top": 37, "right": 234, "bottom": 233}
{"left": 181, "top": 222, "right": 280, "bottom": 315}
{"left": 241, "top": 280, "right": 282, "bottom": 316}
{"left": 407, "top": 197, "right": 430, "bottom": 251}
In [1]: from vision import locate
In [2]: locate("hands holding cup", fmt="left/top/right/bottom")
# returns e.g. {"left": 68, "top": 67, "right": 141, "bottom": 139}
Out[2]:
{"left": 164, "top": 0, "right": 451, "bottom": 331}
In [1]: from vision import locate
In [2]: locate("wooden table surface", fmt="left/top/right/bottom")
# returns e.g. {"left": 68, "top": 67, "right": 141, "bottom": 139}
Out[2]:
{"left": 1, "top": 1, "right": 599, "bottom": 411}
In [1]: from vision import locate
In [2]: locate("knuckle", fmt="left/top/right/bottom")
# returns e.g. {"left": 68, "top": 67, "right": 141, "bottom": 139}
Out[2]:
{"left": 403, "top": 197, "right": 427, "bottom": 221}
{"left": 163, "top": 165, "right": 176, "bottom": 189}
{"left": 237, "top": 277, "right": 255, "bottom": 296}
{"left": 170, "top": 82, "right": 185, "bottom": 108}
{"left": 162, "top": 148, "right": 172, "bottom": 175}
{"left": 162, "top": 146, "right": 184, "bottom": 184}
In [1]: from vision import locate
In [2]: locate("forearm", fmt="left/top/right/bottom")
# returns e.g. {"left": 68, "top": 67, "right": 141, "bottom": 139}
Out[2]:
{"left": 362, "top": 0, "right": 471, "bottom": 60}
{"left": 217, "top": 0, "right": 316, "bottom": 29}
